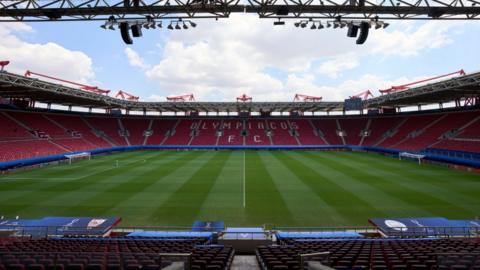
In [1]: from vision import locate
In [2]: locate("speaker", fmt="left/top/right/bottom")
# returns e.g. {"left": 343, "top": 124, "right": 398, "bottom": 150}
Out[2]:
{"left": 131, "top": 24, "right": 143, "bottom": 37}
{"left": 347, "top": 25, "right": 359, "bottom": 38}
{"left": 356, "top": 22, "right": 369, "bottom": 45}
{"left": 119, "top": 22, "right": 133, "bottom": 45}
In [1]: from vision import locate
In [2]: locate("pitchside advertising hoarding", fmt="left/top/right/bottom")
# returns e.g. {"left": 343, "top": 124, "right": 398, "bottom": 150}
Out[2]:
{"left": 369, "top": 217, "right": 480, "bottom": 237}
{"left": 0, "top": 216, "right": 121, "bottom": 236}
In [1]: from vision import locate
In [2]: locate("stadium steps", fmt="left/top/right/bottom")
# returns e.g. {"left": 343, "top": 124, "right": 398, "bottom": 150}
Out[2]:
{"left": 266, "top": 119, "right": 274, "bottom": 145}
{"left": 143, "top": 119, "right": 154, "bottom": 145}
{"left": 187, "top": 120, "right": 200, "bottom": 146}
{"left": 390, "top": 114, "right": 447, "bottom": 149}
{"left": 43, "top": 115, "right": 70, "bottom": 134}
{"left": 359, "top": 118, "right": 371, "bottom": 146}
{"left": 288, "top": 120, "right": 302, "bottom": 146}
{"left": 308, "top": 119, "right": 329, "bottom": 145}
{"left": 160, "top": 119, "right": 181, "bottom": 145}
{"left": 1, "top": 111, "right": 36, "bottom": 136}
{"left": 453, "top": 115, "right": 480, "bottom": 138}
{"left": 117, "top": 118, "right": 130, "bottom": 146}
{"left": 47, "top": 139, "right": 72, "bottom": 153}
{"left": 336, "top": 119, "right": 346, "bottom": 145}
{"left": 215, "top": 120, "right": 223, "bottom": 146}
{"left": 231, "top": 255, "right": 261, "bottom": 270}
{"left": 81, "top": 117, "right": 116, "bottom": 147}
{"left": 373, "top": 117, "right": 409, "bottom": 147}
{"left": 243, "top": 120, "right": 247, "bottom": 146}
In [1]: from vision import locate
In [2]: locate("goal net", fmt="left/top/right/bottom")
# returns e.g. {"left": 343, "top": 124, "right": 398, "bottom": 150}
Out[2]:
{"left": 399, "top": 152, "right": 425, "bottom": 165}
{"left": 64, "top": 152, "right": 91, "bottom": 165}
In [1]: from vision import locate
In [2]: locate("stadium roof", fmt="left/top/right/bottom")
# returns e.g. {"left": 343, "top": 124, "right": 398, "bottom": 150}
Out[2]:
{"left": 0, "top": 70, "right": 479, "bottom": 113}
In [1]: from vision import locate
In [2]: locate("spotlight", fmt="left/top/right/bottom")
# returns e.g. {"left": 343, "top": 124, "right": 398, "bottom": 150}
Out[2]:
{"left": 340, "top": 21, "right": 347, "bottom": 28}
{"left": 318, "top": 22, "right": 324, "bottom": 29}
{"left": 327, "top": 22, "right": 331, "bottom": 28}
{"left": 168, "top": 23, "right": 174, "bottom": 30}
{"left": 310, "top": 23, "right": 317, "bottom": 29}
{"left": 183, "top": 22, "right": 188, "bottom": 29}
{"left": 175, "top": 23, "right": 181, "bottom": 30}
{"left": 383, "top": 22, "right": 390, "bottom": 28}
{"left": 294, "top": 22, "right": 300, "bottom": 27}
{"left": 100, "top": 24, "right": 107, "bottom": 29}
{"left": 108, "top": 24, "right": 115, "bottom": 30}
{"left": 300, "top": 22, "right": 307, "bottom": 28}
{"left": 333, "top": 22, "right": 339, "bottom": 29}
{"left": 157, "top": 21, "right": 163, "bottom": 28}
{"left": 375, "top": 22, "right": 382, "bottom": 29}
{"left": 189, "top": 21, "right": 197, "bottom": 28}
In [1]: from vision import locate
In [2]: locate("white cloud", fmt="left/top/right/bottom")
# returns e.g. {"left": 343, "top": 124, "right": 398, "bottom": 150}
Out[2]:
{"left": 125, "top": 47, "right": 150, "bottom": 70}
{"left": 129, "top": 16, "right": 464, "bottom": 101}
{"left": 369, "top": 21, "right": 464, "bottom": 57}
{"left": 0, "top": 23, "right": 94, "bottom": 84}
{"left": 317, "top": 54, "right": 359, "bottom": 78}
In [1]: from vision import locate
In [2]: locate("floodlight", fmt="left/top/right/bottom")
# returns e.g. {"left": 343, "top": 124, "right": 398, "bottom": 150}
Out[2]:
{"left": 310, "top": 23, "right": 317, "bottom": 29}
{"left": 327, "top": 22, "right": 331, "bottom": 28}
{"left": 189, "top": 21, "right": 197, "bottom": 28}
{"left": 318, "top": 22, "right": 324, "bottom": 29}
{"left": 175, "top": 23, "right": 181, "bottom": 30}
{"left": 168, "top": 23, "right": 174, "bottom": 30}
{"left": 108, "top": 24, "right": 115, "bottom": 30}
{"left": 294, "top": 22, "right": 300, "bottom": 27}
{"left": 157, "top": 22, "right": 163, "bottom": 28}
{"left": 183, "top": 22, "right": 188, "bottom": 29}
{"left": 383, "top": 22, "right": 390, "bottom": 28}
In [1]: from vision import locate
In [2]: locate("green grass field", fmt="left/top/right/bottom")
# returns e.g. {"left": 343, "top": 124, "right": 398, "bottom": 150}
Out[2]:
{"left": 1, "top": 150, "right": 479, "bottom": 228}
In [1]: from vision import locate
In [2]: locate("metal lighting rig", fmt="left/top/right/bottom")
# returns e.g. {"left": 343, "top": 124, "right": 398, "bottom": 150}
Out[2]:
{"left": 1, "top": 0, "right": 480, "bottom": 44}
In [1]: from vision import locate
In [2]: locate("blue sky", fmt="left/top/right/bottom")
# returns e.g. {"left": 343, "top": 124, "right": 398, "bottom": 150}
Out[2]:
{"left": 0, "top": 17, "right": 479, "bottom": 102}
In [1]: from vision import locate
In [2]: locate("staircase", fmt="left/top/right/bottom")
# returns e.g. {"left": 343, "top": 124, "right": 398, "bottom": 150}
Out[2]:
{"left": 143, "top": 119, "right": 154, "bottom": 145}
{"left": 359, "top": 119, "right": 372, "bottom": 146}
{"left": 374, "top": 117, "right": 409, "bottom": 147}
{"left": 336, "top": 119, "right": 346, "bottom": 145}
{"left": 81, "top": 117, "right": 116, "bottom": 147}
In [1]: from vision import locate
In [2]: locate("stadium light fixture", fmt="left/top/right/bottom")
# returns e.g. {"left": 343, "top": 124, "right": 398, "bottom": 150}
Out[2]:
{"left": 183, "top": 22, "right": 188, "bottom": 29}
{"left": 167, "top": 22, "right": 174, "bottom": 30}
{"left": 175, "top": 23, "right": 181, "bottom": 30}
{"left": 189, "top": 21, "right": 197, "bottom": 28}
{"left": 157, "top": 21, "right": 163, "bottom": 28}
{"left": 318, "top": 22, "right": 324, "bottom": 29}
{"left": 310, "top": 23, "right": 317, "bottom": 29}
{"left": 294, "top": 22, "right": 300, "bottom": 27}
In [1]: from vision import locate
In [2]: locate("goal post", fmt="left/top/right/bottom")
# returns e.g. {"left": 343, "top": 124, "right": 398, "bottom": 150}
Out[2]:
{"left": 64, "top": 152, "right": 91, "bottom": 165}
{"left": 399, "top": 152, "right": 425, "bottom": 165}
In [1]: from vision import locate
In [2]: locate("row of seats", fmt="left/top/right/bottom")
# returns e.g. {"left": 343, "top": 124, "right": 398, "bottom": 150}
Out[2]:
{"left": 257, "top": 238, "right": 480, "bottom": 270}
{"left": 0, "top": 238, "right": 234, "bottom": 270}
{"left": 1, "top": 109, "right": 479, "bottom": 162}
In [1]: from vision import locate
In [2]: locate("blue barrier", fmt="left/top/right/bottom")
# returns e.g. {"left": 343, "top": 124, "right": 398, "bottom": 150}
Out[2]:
{"left": 1, "top": 145, "right": 479, "bottom": 170}
{"left": 277, "top": 231, "right": 363, "bottom": 239}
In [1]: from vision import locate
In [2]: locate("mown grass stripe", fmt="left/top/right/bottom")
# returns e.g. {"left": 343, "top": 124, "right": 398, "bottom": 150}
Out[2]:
{"left": 194, "top": 151, "right": 245, "bottom": 225}
{"left": 314, "top": 151, "right": 477, "bottom": 218}
{"left": 337, "top": 151, "right": 480, "bottom": 201}
{"left": 260, "top": 151, "right": 348, "bottom": 226}
{"left": 149, "top": 151, "right": 232, "bottom": 226}
{"left": 244, "top": 151, "right": 296, "bottom": 226}
{"left": 273, "top": 151, "right": 385, "bottom": 225}
{"left": 0, "top": 151, "right": 158, "bottom": 217}
{"left": 286, "top": 151, "right": 433, "bottom": 219}
{"left": 53, "top": 151, "right": 186, "bottom": 217}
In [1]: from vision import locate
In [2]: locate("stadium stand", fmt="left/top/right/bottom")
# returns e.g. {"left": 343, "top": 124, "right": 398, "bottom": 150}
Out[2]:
{"left": 121, "top": 118, "right": 150, "bottom": 146}
{"left": 145, "top": 119, "right": 177, "bottom": 145}
{"left": 0, "top": 238, "right": 234, "bottom": 270}
{"left": 1, "top": 108, "right": 480, "bottom": 162}
{"left": 245, "top": 120, "right": 272, "bottom": 146}
{"left": 267, "top": 120, "right": 298, "bottom": 145}
{"left": 190, "top": 119, "right": 222, "bottom": 146}
{"left": 163, "top": 119, "right": 198, "bottom": 145}
{"left": 84, "top": 117, "right": 129, "bottom": 146}
{"left": 293, "top": 120, "right": 326, "bottom": 145}
{"left": 217, "top": 120, "right": 244, "bottom": 145}
{"left": 257, "top": 238, "right": 480, "bottom": 270}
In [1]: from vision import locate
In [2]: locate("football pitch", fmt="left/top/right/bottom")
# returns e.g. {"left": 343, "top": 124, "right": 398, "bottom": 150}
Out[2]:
{"left": 1, "top": 150, "right": 479, "bottom": 228}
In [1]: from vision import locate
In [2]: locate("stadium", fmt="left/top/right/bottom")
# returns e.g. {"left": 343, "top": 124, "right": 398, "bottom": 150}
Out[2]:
{"left": 1, "top": 1, "right": 480, "bottom": 270}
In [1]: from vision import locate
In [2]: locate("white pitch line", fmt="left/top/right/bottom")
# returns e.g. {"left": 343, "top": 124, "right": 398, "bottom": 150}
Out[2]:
{"left": 243, "top": 151, "right": 246, "bottom": 208}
